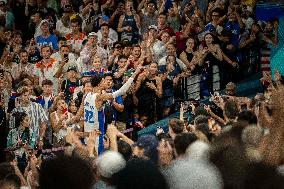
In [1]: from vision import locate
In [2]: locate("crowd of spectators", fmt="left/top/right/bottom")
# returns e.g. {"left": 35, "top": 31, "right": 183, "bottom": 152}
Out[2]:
{"left": 0, "top": 0, "right": 284, "bottom": 188}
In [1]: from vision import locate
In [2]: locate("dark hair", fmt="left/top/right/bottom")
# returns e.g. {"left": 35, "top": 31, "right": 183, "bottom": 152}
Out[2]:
{"left": 60, "top": 44, "right": 70, "bottom": 49}
{"left": 158, "top": 12, "right": 167, "bottom": 17}
{"left": 211, "top": 8, "right": 221, "bottom": 15}
{"left": 82, "top": 79, "right": 91, "bottom": 86}
{"left": 100, "top": 23, "right": 109, "bottom": 29}
{"left": 42, "top": 79, "right": 53, "bottom": 86}
{"left": 58, "top": 37, "right": 67, "bottom": 42}
{"left": 70, "top": 17, "right": 82, "bottom": 26}
{"left": 118, "top": 55, "right": 128, "bottom": 61}
{"left": 90, "top": 75, "right": 103, "bottom": 87}
{"left": 237, "top": 110, "right": 257, "bottom": 125}
{"left": 33, "top": 85, "right": 43, "bottom": 97}
{"left": 195, "top": 123, "right": 211, "bottom": 140}
{"left": 39, "top": 155, "right": 95, "bottom": 189}
{"left": 194, "top": 115, "right": 209, "bottom": 125}
{"left": 204, "top": 32, "right": 217, "bottom": 44}
{"left": 32, "top": 10, "right": 44, "bottom": 19}
{"left": 117, "top": 140, "right": 132, "bottom": 161}
{"left": 13, "top": 30, "right": 23, "bottom": 38}
{"left": 111, "top": 158, "right": 169, "bottom": 189}
{"left": 12, "top": 111, "right": 28, "bottom": 128}
{"left": 41, "top": 44, "right": 52, "bottom": 52}
{"left": 174, "top": 133, "right": 197, "bottom": 155}
{"left": 104, "top": 72, "right": 113, "bottom": 80}
{"left": 194, "top": 106, "right": 209, "bottom": 117}
{"left": 132, "top": 44, "right": 141, "bottom": 49}
{"left": 19, "top": 49, "right": 28, "bottom": 55}
{"left": 224, "top": 100, "right": 239, "bottom": 119}
{"left": 210, "top": 146, "right": 248, "bottom": 189}
{"left": 168, "top": 118, "right": 184, "bottom": 135}
{"left": 166, "top": 54, "right": 176, "bottom": 62}
{"left": 244, "top": 162, "right": 284, "bottom": 189}
{"left": 0, "top": 163, "right": 21, "bottom": 188}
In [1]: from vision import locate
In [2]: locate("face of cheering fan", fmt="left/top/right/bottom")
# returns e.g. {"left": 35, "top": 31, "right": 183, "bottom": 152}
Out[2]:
{"left": 149, "top": 63, "right": 158, "bottom": 75}
{"left": 204, "top": 33, "right": 213, "bottom": 45}
{"left": 92, "top": 56, "right": 102, "bottom": 69}
{"left": 57, "top": 99, "right": 67, "bottom": 112}
{"left": 21, "top": 91, "right": 30, "bottom": 104}
{"left": 104, "top": 76, "right": 114, "bottom": 90}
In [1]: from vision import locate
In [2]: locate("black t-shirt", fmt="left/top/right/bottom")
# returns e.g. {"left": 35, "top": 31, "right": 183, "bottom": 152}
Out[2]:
{"left": 61, "top": 79, "right": 81, "bottom": 103}
{"left": 29, "top": 51, "right": 41, "bottom": 64}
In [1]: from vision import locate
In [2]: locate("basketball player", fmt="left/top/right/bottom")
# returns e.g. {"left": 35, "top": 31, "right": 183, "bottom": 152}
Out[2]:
{"left": 67, "top": 67, "right": 141, "bottom": 154}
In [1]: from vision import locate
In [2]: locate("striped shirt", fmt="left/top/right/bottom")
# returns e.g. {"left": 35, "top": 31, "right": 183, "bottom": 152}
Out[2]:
{"left": 9, "top": 102, "right": 48, "bottom": 148}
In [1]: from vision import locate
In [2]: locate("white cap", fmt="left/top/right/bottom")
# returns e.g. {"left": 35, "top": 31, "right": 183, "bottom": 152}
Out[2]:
{"left": 88, "top": 32, "right": 97, "bottom": 37}
{"left": 39, "top": 19, "right": 49, "bottom": 27}
{"left": 96, "top": 151, "right": 126, "bottom": 178}
{"left": 148, "top": 25, "right": 158, "bottom": 31}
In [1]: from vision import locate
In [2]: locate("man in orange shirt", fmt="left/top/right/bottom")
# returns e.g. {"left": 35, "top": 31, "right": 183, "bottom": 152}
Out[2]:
{"left": 65, "top": 16, "right": 86, "bottom": 55}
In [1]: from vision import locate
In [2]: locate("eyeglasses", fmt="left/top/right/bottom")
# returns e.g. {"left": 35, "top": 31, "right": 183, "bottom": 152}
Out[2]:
{"left": 148, "top": 5, "right": 155, "bottom": 8}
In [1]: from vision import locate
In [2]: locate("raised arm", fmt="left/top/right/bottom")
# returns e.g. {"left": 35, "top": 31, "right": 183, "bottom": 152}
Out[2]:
{"left": 97, "top": 67, "right": 142, "bottom": 108}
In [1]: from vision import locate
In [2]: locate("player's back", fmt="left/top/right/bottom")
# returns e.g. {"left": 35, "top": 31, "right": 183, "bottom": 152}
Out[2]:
{"left": 84, "top": 92, "right": 99, "bottom": 132}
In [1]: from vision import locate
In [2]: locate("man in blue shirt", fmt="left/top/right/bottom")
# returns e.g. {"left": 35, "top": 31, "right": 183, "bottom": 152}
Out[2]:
{"left": 36, "top": 19, "right": 58, "bottom": 51}
{"left": 225, "top": 13, "right": 241, "bottom": 49}
{"left": 104, "top": 74, "right": 124, "bottom": 125}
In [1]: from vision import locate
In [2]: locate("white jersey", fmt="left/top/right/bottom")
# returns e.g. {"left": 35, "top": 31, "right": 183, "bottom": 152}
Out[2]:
{"left": 83, "top": 92, "right": 105, "bottom": 154}
{"left": 84, "top": 92, "right": 99, "bottom": 132}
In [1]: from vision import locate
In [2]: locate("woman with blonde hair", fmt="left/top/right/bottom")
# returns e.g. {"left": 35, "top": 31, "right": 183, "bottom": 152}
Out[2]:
{"left": 50, "top": 97, "right": 75, "bottom": 146}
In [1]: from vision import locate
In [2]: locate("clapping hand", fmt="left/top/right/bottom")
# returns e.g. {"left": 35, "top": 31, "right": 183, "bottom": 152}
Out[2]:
{"left": 85, "top": 130, "right": 100, "bottom": 148}
{"left": 146, "top": 81, "right": 156, "bottom": 90}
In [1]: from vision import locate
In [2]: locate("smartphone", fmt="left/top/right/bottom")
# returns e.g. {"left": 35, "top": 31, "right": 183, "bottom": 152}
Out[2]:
{"left": 64, "top": 54, "right": 69, "bottom": 62}
{"left": 62, "top": 107, "right": 68, "bottom": 114}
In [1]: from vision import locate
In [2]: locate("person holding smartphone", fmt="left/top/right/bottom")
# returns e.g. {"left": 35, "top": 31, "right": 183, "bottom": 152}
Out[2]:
{"left": 50, "top": 97, "right": 75, "bottom": 146}
{"left": 54, "top": 44, "right": 78, "bottom": 79}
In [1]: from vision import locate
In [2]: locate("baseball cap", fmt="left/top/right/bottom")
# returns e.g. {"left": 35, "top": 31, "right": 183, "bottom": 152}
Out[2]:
{"left": 88, "top": 32, "right": 97, "bottom": 38}
{"left": 39, "top": 19, "right": 50, "bottom": 27}
{"left": 148, "top": 25, "right": 158, "bottom": 31}
{"left": 113, "top": 41, "right": 123, "bottom": 49}
{"left": 133, "top": 134, "right": 159, "bottom": 163}
{"left": 99, "top": 15, "right": 110, "bottom": 22}
{"left": 67, "top": 66, "right": 77, "bottom": 72}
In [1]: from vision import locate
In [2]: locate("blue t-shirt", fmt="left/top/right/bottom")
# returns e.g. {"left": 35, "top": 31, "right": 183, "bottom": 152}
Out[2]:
{"left": 36, "top": 34, "right": 58, "bottom": 50}
{"left": 225, "top": 21, "right": 240, "bottom": 47}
